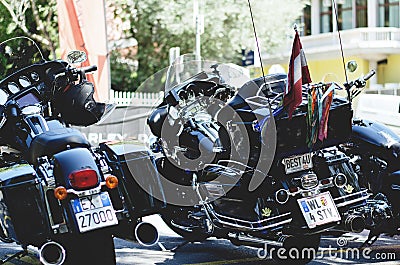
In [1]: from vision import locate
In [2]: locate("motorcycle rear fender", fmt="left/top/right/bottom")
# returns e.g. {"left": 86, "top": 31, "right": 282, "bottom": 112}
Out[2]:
{"left": 52, "top": 148, "right": 101, "bottom": 189}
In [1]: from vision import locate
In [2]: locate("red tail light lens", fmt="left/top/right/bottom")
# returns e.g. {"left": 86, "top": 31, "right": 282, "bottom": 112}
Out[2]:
{"left": 68, "top": 169, "right": 99, "bottom": 190}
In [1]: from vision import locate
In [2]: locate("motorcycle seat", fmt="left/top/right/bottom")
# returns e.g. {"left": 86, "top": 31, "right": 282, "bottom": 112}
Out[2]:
{"left": 27, "top": 128, "right": 90, "bottom": 163}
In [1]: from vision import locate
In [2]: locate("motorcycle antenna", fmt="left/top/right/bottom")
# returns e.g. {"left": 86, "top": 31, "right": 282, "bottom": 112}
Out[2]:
{"left": 246, "top": 0, "right": 270, "bottom": 103}
{"left": 332, "top": 0, "right": 349, "bottom": 86}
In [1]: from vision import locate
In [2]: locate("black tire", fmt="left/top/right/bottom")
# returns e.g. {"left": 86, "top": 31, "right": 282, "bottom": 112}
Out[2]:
{"left": 57, "top": 232, "right": 116, "bottom": 265}
{"left": 269, "top": 234, "right": 321, "bottom": 265}
{"left": 161, "top": 207, "right": 209, "bottom": 242}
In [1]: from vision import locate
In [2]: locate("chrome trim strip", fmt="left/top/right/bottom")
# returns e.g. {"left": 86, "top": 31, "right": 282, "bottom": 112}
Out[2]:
{"left": 205, "top": 204, "right": 292, "bottom": 232}
{"left": 229, "top": 233, "right": 285, "bottom": 247}
{"left": 333, "top": 190, "right": 369, "bottom": 201}
{"left": 333, "top": 189, "right": 370, "bottom": 208}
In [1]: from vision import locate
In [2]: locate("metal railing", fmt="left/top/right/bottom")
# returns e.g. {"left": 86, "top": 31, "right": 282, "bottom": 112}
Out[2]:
{"left": 110, "top": 91, "right": 164, "bottom": 106}
{"left": 263, "top": 27, "right": 400, "bottom": 63}
{"left": 365, "top": 83, "right": 400, "bottom": 96}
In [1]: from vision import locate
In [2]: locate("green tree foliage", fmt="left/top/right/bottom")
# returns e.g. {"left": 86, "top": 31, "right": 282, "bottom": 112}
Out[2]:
{"left": 108, "top": 0, "right": 308, "bottom": 91}
{"left": 0, "top": 0, "right": 59, "bottom": 59}
{"left": 0, "top": 0, "right": 308, "bottom": 92}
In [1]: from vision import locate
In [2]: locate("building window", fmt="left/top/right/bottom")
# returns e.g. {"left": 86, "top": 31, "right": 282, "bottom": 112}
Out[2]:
{"left": 303, "top": 5, "right": 312, "bottom": 36}
{"left": 337, "top": 0, "right": 353, "bottom": 30}
{"left": 356, "top": 0, "right": 368, "bottom": 27}
{"left": 378, "top": 0, "right": 400, "bottom": 27}
{"left": 320, "top": 0, "right": 368, "bottom": 33}
{"left": 297, "top": 5, "right": 311, "bottom": 36}
{"left": 320, "top": 0, "right": 333, "bottom": 33}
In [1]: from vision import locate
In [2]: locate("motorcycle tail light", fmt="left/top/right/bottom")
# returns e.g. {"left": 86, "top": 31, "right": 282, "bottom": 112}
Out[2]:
{"left": 68, "top": 169, "right": 99, "bottom": 190}
{"left": 105, "top": 175, "right": 119, "bottom": 189}
{"left": 54, "top": 186, "right": 68, "bottom": 200}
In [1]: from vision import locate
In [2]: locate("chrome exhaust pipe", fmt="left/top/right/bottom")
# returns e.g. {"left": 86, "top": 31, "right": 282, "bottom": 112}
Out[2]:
{"left": 134, "top": 222, "right": 159, "bottom": 247}
{"left": 344, "top": 214, "right": 366, "bottom": 233}
{"left": 39, "top": 241, "right": 66, "bottom": 265}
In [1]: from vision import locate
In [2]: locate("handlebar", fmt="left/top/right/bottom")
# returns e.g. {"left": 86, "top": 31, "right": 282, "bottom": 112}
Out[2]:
{"left": 50, "top": 64, "right": 98, "bottom": 95}
{"left": 81, "top": 65, "right": 98, "bottom": 74}
{"left": 363, "top": 69, "right": 375, "bottom": 81}
{"left": 346, "top": 69, "right": 376, "bottom": 100}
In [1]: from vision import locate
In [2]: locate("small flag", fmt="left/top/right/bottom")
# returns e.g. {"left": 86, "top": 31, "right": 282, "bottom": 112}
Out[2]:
{"left": 284, "top": 28, "right": 312, "bottom": 119}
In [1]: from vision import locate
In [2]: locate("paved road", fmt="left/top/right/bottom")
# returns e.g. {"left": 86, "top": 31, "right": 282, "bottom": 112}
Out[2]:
{"left": 0, "top": 215, "right": 399, "bottom": 264}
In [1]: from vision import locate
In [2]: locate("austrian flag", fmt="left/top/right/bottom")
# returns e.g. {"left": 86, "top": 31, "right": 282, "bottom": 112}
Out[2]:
{"left": 284, "top": 30, "right": 312, "bottom": 119}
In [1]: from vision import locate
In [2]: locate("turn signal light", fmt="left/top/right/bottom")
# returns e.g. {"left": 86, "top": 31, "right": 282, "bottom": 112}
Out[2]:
{"left": 68, "top": 169, "right": 99, "bottom": 190}
{"left": 54, "top": 186, "right": 68, "bottom": 200}
{"left": 105, "top": 175, "right": 119, "bottom": 189}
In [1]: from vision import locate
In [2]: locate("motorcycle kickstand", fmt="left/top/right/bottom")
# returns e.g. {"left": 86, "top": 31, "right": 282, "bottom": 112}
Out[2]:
{"left": 158, "top": 240, "right": 191, "bottom": 252}
{"left": 360, "top": 232, "right": 380, "bottom": 248}
{"left": 0, "top": 249, "right": 27, "bottom": 264}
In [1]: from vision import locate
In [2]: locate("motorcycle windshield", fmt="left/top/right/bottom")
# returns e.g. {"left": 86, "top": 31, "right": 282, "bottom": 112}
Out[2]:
{"left": 0, "top": 37, "right": 44, "bottom": 81}
{"left": 164, "top": 54, "right": 250, "bottom": 95}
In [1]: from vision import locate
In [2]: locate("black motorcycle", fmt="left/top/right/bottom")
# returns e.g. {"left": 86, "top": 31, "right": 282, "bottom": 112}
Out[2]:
{"left": 337, "top": 63, "right": 400, "bottom": 246}
{"left": 0, "top": 37, "right": 165, "bottom": 265}
{"left": 146, "top": 56, "right": 383, "bottom": 263}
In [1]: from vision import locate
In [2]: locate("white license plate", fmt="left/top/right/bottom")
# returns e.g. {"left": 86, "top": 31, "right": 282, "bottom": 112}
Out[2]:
{"left": 283, "top": 153, "right": 313, "bottom": 174}
{"left": 297, "top": 192, "right": 341, "bottom": 228}
{"left": 71, "top": 192, "right": 118, "bottom": 233}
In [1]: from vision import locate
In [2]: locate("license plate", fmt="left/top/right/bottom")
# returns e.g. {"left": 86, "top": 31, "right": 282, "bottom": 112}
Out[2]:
{"left": 297, "top": 192, "right": 341, "bottom": 228}
{"left": 283, "top": 153, "right": 313, "bottom": 174}
{"left": 71, "top": 192, "right": 118, "bottom": 233}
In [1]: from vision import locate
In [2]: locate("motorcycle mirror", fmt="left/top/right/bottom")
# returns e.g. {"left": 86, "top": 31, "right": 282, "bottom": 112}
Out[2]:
{"left": 66, "top": 50, "right": 87, "bottom": 64}
{"left": 346, "top": 60, "right": 358, "bottom": 73}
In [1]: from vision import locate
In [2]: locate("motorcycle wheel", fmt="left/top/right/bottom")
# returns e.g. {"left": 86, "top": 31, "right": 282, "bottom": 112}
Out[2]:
{"left": 269, "top": 234, "right": 321, "bottom": 265}
{"left": 57, "top": 232, "right": 115, "bottom": 265}
{"left": 161, "top": 207, "right": 209, "bottom": 242}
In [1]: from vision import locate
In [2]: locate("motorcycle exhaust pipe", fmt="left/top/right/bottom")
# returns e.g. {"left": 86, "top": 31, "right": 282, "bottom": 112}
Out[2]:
{"left": 39, "top": 241, "right": 66, "bottom": 265}
{"left": 344, "top": 214, "right": 366, "bottom": 233}
{"left": 134, "top": 222, "right": 159, "bottom": 247}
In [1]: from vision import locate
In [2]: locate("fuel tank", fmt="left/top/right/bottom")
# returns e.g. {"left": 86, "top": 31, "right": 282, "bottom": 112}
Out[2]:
{"left": 352, "top": 118, "right": 400, "bottom": 149}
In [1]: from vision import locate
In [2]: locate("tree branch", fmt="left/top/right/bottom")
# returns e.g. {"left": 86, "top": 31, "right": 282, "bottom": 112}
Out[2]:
{"left": 0, "top": 0, "right": 51, "bottom": 48}
{"left": 29, "top": 0, "right": 55, "bottom": 58}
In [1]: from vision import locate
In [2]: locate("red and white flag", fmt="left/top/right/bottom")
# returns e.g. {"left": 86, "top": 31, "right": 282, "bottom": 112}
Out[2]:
{"left": 284, "top": 30, "right": 312, "bottom": 119}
